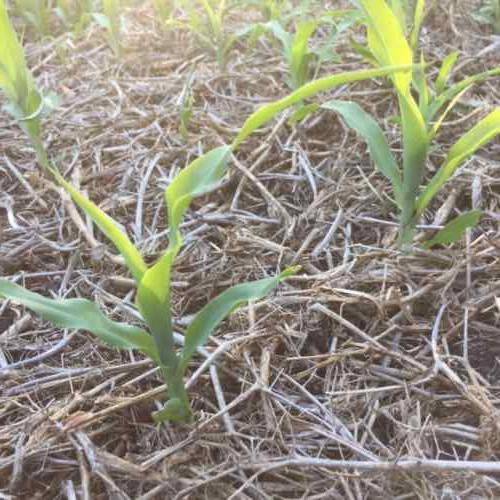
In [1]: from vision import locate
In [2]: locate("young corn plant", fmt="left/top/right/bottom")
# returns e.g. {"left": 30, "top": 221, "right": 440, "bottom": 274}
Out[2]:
{"left": 0, "top": 147, "right": 296, "bottom": 422}
{"left": 261, "top": 20, "right": 318, "bottom": 90}
{"left": 54, "top": 0, "right": 93, "bottom": 34}
{"left": 323, "top": 0, "right": 500, "bottom": 248}
{"left": 178, "top": 71, "right": 194, "bottom": 140}
{"left": 241, "top": 0, "right": 288, "bottom": 21}
{"left": 0, "top": 0, "right": 297, "bottom": 423}
{"left": 153, "top": 0, "right": 176, "bottom": 24}
{"left": 258, "top": 12, "right": 360, "bottom": 91}
{"left": 474, "top": 0, "right": 500, "bottom": 34}
{"left": 13, "top": 0, "right": 52, "bottom": 36}
{"left": 169, "top": 0, "right": 237, "bottom": 69}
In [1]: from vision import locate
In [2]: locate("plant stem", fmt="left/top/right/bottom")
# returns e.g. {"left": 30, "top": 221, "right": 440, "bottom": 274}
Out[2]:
{"left": 398, "top": 196, "right": 416, "bottom": 250}
{"left": 153, "top": 366, "right": 192, "bottom": 423}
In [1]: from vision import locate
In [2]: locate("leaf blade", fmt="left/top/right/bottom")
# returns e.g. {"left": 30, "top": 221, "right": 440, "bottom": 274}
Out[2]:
{"left": 232, "top": 64, "right": 414, "bottom": 148}
{"left": 0, "top": 279, "right": 158, "bottom": 360}
{"left": 180, "top": 267, "right": 297, "bottom": 371}
{"left": 424, "top": 210, "right": 482, "bottom": 248}
{"left": 359, "top": 0, "right": 413, "bottom": 95}
{"left": 166, "top": 145, "right": 232, "bottom": 233}
{"left": 52, "top": 169, "right": 147, "bottom": 283}
{"left": 137, "top": 146, "right": 232, "bottom": 367}
{"left": 417, "top": 108, "right": 500, "bottom": 214}
{"left": 321, "top": 99, "right": 403, "bottom": 206}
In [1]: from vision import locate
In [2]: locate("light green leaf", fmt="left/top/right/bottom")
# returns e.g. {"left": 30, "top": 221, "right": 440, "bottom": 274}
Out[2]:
{"left": 359, "top": 0, "right": 413, "bottom": 95}
{"left": 417, "top": 108, "right": 500, "bottom": 214}
{"left": 428, "top": 67, "right": 500, "bottom": 122}
{"left": 165, "top": 145, "right": 232, "bottom": 233}
{"left": 51, "top": 169, "right": 147, "bottom": 283}
{"left": 435, "top": 51, "right": 459, "bottom": 95}
{"left": 137, "top": 145, "right": 232, "bottom": 367}
{"left": 350, "top": 38, "right": 377, "bottom": 65}
{"left": 0, "top": 0, "right": 42, "bottom": 140}
{"left": 152, "top": 397, "right": 191, "bottom": 423}
{"left": 180, "top": 267, "right": 298, "bottom": 371}
{"left": 265, "top": 20, "right": 292, "bottom": 54}
{"left": 290, "top": 21, "right": 317, "bottom": 89}
{"left": 390, "top": 0, "right": 407, "bottom": 32}
{"left": 0, "top": 0, "right": 29, "bottom": 102}
{"left": 410, "top": 0, "right": 425, "bottom": 51}
{"left": 0, "top": 279, "right": 158, "bottom": 360}
{"left": 424, "top": 210, "right": 482, "bottom": 248}
{"left": 413, "top": 52, "right": 429, "bottom": 117}
{"left": 232, "top": 64, "right": 414, "bottom": 148}
{"left": 430, "top": 84, "right": 471, "bottom": 138}
{"left": 288, "top": 102, "right": 320, "bottom": 125}
{"left": 321, "top": 99, "right": 403, "bottom": 206}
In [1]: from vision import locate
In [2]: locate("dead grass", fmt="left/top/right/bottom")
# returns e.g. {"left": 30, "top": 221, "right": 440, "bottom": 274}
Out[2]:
{"left": 1, "top": 1, "right": 500, "bottom": 498}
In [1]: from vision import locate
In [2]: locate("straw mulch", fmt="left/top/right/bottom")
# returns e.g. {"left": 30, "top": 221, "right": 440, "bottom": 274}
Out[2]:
{"left": 1, "top": 1, "right": 499, "bottom": 498}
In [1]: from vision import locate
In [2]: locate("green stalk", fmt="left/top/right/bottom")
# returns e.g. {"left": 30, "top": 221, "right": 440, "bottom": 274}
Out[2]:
{"left": 397, "top": 93, "right": 429, "bottom": 249}
{"left": 155, "top": 366, "right": 192, "bottom": 422}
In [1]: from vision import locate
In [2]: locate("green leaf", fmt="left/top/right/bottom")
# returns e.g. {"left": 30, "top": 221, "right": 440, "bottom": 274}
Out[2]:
{"left": 136, "top": 246, "right": 179, "bottom": 368}
{"left": 137, "top": 146, "right": 232, "bottom": 368}
{"left": 359, "top": 0, "right": 413, "bottom": 95}
{"left": 424, "top": 210, "right": 482, "bottom": 248}
{"left": 0, "top": 0, "right": 42, "bottom": 140}
{"left": 410, "top": 0, "right": 425, "bottom": 52}
{"left": 51, "top": 169, "right": 147, "bottom": 283}
{"left": 390, "top": 0, "right": 408, "bottom": 32}
{"left": 288, "top": 102, "right": 320, "bottom": 125}
{"left": 350, "top": 37, "right": 377, "bottom": 65}
{"left": 180, "top": 267, "right": 298, "bottom": 371}
{"left": 321, "top": 99, "right": 403, "bottom": 206}
{"left": 152, "top": 397, "right": 191, "bottom": 423}
{"left": 165, "top": 145, "right": 232, "bottom": 233}
{"left": 0, "top": 0, "right": 30, "bottom": 102}
{"left": 232, "top": 64, "right": 414, "bottom": 148}
{"left": 265, "top": 20, "right": 292, "bottom": 54}
{"left": 430, "top": 84, "right": 471, "bottom": 138}
{"left": 413, "top": 52, "right": 429, "bottom": 117}
{"left": 435, "top": 51, "right": 459, "bottom": 95}
{"left": 427, "top": 67, "right": 500, "bottom": 122}
{"left": 290, "top": 21, "right": 317, "bottom": 89}
{"left": 417, "top": 108, "right": 500, "bottom": 214}
{"left": 0, "top": 279, "right": 158, "bottom": 361}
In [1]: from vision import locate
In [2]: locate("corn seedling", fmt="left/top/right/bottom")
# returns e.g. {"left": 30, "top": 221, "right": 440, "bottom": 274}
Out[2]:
{"left": 54, "top": 0, "right": 93, "bottom": 34}
{"left": 344, "top": 0, "right": 500, "bottom": 247}
{"left": 13, "top": 0, "right": 52, "bottom": 36}
{"left": 474, "top": 0, "right": 500, "bottom": 34}
{"left": 178, "top": 71, "right": 194, "bottom": 140}
{"left": 315, "top": 0, "right": 500, "bottom": 248}
{"left": 257, "top": 11, "right": 360, "bottom": 91}
{"left": 167, "top": 0, "right": 237, "bottom": 69}
{"left": 0, "top": 144, "right": 297, "bottom": 422}
{"left": 260, "top": 20, "right": 317, "bottom": 90}
{"left": 239, "top": 0, "right": 289, "bottom": 21}
{"left": 93, "top": 0, "right": 122, "bottom": 55}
